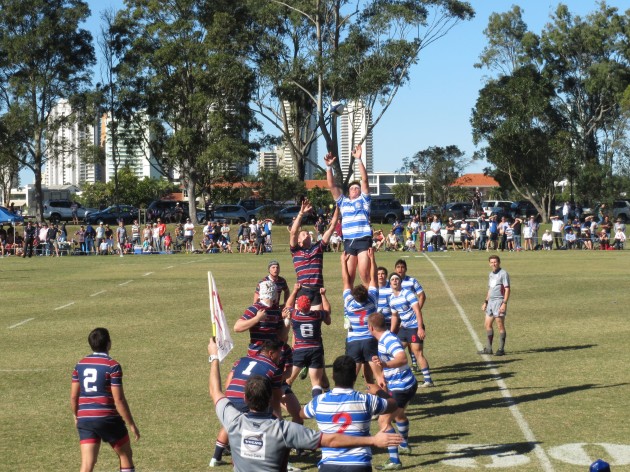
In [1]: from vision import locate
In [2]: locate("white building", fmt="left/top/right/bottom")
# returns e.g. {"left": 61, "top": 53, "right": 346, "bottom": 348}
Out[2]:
{"left": 274, "top": 100, "right": 318, "bottom": 179}
{"left": 258, "top": 149, "right": 280, "bottom": 173}
{"left": 368, "top": 172, "right": 426, "bottom": 205}
{"left": 103, "top": 112, "right": 162, "bottom": 182}
{"left": 45, "top": 99, "right": 104, "bottom": 186}
{"left": 339, "top": 100, "right": 373, "bottom": 178}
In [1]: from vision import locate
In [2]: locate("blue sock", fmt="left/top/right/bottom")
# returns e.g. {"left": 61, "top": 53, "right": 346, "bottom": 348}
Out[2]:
{"left": 396, "top": 420, "right": 410, "bottom": 448}
{"left": 385, "top": 427, "right": 401, "bottom": 464}
{"left": 311, "top": 386, "right": 323, "bottom": 397}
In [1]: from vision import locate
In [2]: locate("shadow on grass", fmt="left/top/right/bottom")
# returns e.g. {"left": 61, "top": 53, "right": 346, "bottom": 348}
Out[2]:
{"left": 417, "top": 442, "right": 539, "bottom": 467}
{"left": 408, "top": 383, "right": 608, "bottom": 419}
{"left": 437, "top": 371, "right": 516, "bottom": 386}
{"left": 430, "top": 359, "right": 521, "bottom": 374}
{"left": 509, "top": 344, "right": 596, "bottom": 354}
{"left": 407, "top": 432, "right": 471, "bottom": 444}
{"left": 415, "top": 385, "right": 509, "bottom": 406}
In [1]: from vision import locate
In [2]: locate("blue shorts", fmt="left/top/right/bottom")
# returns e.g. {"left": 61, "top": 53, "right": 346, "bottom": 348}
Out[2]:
{"left": 297, "top": 286, "right": 322, "bottom": 306}
{"left": 391, "top": 381, "right": 418, "bottom": 409}
{"left": 77, "top": 416, "right": 129, "bottom": 447}
{"left": 292, "top": 347, "right": 325, "bottom": 369}
{"left": 320, "top": 465, "right": 372, "bottom": 472}
{"left": 345, "top": 338, "right": 378, "bottom": 363}
{"left": 398, "top": 326, "right": 423, "bottom": 345}
{"left": 344, "top": 236, "right": 372, "bottom": 256}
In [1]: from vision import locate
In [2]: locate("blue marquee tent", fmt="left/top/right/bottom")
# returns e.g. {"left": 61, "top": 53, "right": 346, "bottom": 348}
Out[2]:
{"left": 0, "top": 206, "right": 24, "bottom": 224}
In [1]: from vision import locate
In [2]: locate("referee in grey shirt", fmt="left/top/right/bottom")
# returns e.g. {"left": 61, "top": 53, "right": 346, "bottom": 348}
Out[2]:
{"left": 207, "top": 338, "right": 402, "bottom": 472}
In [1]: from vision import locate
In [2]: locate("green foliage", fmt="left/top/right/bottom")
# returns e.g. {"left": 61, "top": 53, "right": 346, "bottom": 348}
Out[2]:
{"left": 256, "top": 169, "right": 306, "bottom": 203}
{"left": 474, "top": 3, "right": 630, "bottom": 216}
{"left": 114, "top": 0, "right": 258, "bottom": 222}
{"left": 402, "top": 145, "right": 468, "bottom": 208}
{"left": 0, "top": 0, "right": 95, "bottom": 219}
{"left": 250, "top": 0, "right": 473, "bottom": 185}
{"left": 78, "top": 167, "right": 177, "bottom": 209}
{"left": 307, "top": 186, "right": 335, "bottom": 212}
{"left": 391, "top": 183, "right": 414, "bottom": 204}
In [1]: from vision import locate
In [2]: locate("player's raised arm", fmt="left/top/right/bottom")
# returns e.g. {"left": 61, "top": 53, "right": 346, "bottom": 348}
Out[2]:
{"left": 321, "top": 206, "right": 339, "bottom": 245}
{"left": 340, "top": 252, "right": 352, "bottom": 290}
{"left": 324, "top": 153, "right": 342, "bottom": 201}
{"left": 352, "top": 145, "right": 369, "bottom": 195}
{"left": 208, "top": 337, "right": 225, "bottom": 404}
{"left": 290, "top": 199, "right": 312, "bottom": 247}
{"left": 320, "top": 287, "right": 332, "bottom": 324}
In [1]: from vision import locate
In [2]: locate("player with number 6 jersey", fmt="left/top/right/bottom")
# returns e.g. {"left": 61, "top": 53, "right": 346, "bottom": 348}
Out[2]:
{"left": 283, "top": 283, "right": 332, "bottom": 397}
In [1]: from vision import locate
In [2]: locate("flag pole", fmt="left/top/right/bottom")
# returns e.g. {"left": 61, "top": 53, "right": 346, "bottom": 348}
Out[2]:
{"left": 208, "top": 271, "right": 217, "bottom": 337}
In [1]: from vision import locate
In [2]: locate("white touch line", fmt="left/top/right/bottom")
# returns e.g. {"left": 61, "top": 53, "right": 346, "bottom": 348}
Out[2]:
{"left": 8, "top": 318, "right": 35, "bottom": 329}
{"left": 0, "top": 369, "right": 47, "bottom": 372}
{"left": 165, "top": 265, "right": 174, "bottom": 269}
{"left": 422, "top": 253, "right": 555, "bottom": 472}
{"left": 54, "top": 302, "right": 75, "bottom": 311}
{"left": 119, "top": 280, "right": 133, "bottom": 286}
{"left": 143, "top": 272, "right": 154, "bottom": 276}
{"left": 90, "top": 290, "right": 106, "bottom": 297}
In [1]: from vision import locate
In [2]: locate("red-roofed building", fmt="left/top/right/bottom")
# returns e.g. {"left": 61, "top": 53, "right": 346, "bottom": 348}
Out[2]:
{"left": 450, "top": 173, "right": 500, "bottom": 193}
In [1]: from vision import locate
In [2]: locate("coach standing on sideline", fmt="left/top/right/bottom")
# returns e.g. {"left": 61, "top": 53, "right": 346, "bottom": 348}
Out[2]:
{"left": 208, "top": 338, "right": 403, "bottom": 472}
{"left": 478, "top": 255, "right": 510, "bottom": 356}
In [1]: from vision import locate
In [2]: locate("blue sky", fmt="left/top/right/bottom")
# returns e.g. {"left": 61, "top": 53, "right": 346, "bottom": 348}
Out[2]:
{"left": 25, "top": 0, "right": 624, "bottom": 184}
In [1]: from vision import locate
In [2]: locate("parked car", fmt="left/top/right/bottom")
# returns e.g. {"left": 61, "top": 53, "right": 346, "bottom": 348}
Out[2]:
{"left": 213, "top": 204, "right": 248, "bottom": 223}
{"left": 443, "top": 202, "right": 473, "bottom": 220}
{"left": 278, "top": 205, "right": 316, "bottom": 225}
{"left": 85, "top": 204, "right": 139, "bottom": 225}
{"left": 248, "top": 204, "right": 285, "bottom": 221}
{"left": 370, "top": 197, "right": 405, "bottom": 224}
{"left": 612, "top": 200, "right": 630, "bottom": 222}
{"left": 146, "top": 200, "right": 205, "bottom": 223}
{"left": 43, "top": 200, "right": 97, "bottom": 223}
{"left": 481, "top": 200, "right": 513, "bottom": 217}
{"left": 237, "top": 198, "right": 275, "bottom": 212}
{"left": 421, "top": 205, "right": 441, "bottom": 219}
{"left": 510, "top": 200, "right": 539, "bottom": 220}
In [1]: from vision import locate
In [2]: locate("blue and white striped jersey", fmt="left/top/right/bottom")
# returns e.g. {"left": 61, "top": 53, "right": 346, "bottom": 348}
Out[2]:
{"left": 344, "top": 287, "right": 378, "bottom": 342}
{"left": 389, "top": 288, "right": 419, "bottom": 328}
{"left": 377, "top": 283, "right": 392, "bottom": 323}
{"left": 378, "top": 331, "right": 417, "bottom": 392}
{"left": 303, "top": 387, "right": 388, "bottom": 467}
{"left": 400, "top": 275, "right": 423, "bottom": 296}
{"left": 337, "top": 193, "right": 371, "bottom": 240}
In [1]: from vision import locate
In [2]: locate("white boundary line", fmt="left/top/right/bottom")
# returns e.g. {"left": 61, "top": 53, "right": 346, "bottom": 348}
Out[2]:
{"left": 143, "top": 272, "right": 154, "bottom": 276}
{"left": 8, "top": 318, "right": 35, "bottom": 329}
{"left": 54, "top": 302, "right": 75, "bottom": 311}
{"left": 118, "top": 280, "right": 133, "bottom": 286}
{"left": 90, "top": 290, "right": 106, "bottom": 297}
{"left": 0, "top": 368, "right": 47, "bottom": 372}
{"left": 165, "top": 265, "right": 174, "bottom": 269}
{"left": 422, "top": 253, "right": 555, "bottom": 472}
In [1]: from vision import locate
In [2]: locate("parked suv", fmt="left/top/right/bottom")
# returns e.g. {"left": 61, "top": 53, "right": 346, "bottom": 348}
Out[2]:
{"left": 443, "top": 202, "right": 473, "bottom": 220}
{"left": 482, "top": 200, "right": 513, "bottom": 217}
{"left": 147, "top": 200, "right": 205, "bottom": 223}
{"left": 612, "top": 200, "right": 630, "bottom": 222}
{"left": 43, "top": 200, "right": 97, "bottom": 223}
{"left": 371, "top": 197, "right": 405, "bottom": 224}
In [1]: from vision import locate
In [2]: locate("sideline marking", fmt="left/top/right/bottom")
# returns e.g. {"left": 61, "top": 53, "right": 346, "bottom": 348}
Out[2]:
{"left": 90, "top": 290, "right": 106, "bottom": 297}
{"left": 423, "top": 253, "right": 555, "bottom": 472}
{"left": 165, "top": 265, "right": 174, "bottom": 269}
{"left": 143, "top": 272, "right": 154, "bottom": 276}
{"left": 8, "top": 318, "right": 35, "bottom": 329}
{"left": 54, "top": 302, "right": 75, "bottom": 311}
{"left": 0, "top": 368, "right": 47, "bottom": 372}
{"left": 119, "top": 280, "right": 133, "bottom": 286}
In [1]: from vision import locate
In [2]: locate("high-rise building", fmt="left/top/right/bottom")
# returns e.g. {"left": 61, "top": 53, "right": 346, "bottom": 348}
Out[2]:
{"left": 258, "top": 149, "right": 280, "bottom": 173}
{"left": 103, "top": 112, "right": 162, "bottom": 183}
{"left": 45, "top": 99, "right": 104, "bottom": 186}
{"left": 276, "top": 100, "right": 318, "bottom": 179}
{"left": 339, "top": 100, "right": 373, "bottom": 179}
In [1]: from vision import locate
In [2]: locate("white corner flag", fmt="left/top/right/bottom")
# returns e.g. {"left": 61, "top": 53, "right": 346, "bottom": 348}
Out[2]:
{"left": 208, "top": 271, "right": 234, "bottom": 361}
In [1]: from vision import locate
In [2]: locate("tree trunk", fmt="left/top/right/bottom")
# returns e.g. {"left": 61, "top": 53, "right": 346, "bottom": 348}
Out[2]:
{"left": 187, "top": 177, "right": 198, "bottom": 224}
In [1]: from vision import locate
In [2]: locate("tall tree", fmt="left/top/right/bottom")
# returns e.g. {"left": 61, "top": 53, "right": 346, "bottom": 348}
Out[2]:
{"left": 114, "top": 0, "right": 258, "bottom": 223}
{"left": 471, "top": 65, "right": 570, "bottom": 222}
{"left": 0, "top": 0, "right": 95, "bottom": 219}
{"left": 250, "top": 0, "right": 474, "bottom": 187}
{"left": 401, "top": 145, "right": 468, "bottom": 208}
{"left": 475, "top": 3, "right": 630, "bottom": 206}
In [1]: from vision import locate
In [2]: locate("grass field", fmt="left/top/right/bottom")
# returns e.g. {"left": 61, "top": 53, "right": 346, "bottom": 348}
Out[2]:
{"left": 1, "top": 226, "right": 629, "bottom": 471}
